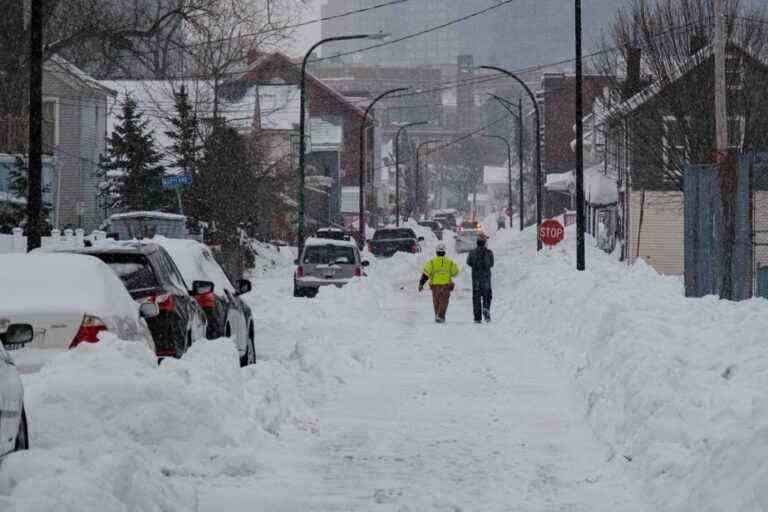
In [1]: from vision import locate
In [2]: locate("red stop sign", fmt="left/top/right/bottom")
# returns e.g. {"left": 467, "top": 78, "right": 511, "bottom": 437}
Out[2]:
{"left": 539, "top": 219, "right": 565, "bottom": 246}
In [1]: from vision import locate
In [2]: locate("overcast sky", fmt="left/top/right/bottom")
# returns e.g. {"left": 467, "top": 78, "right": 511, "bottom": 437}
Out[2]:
{"left": 284, "top": 1, "right": 323, "bottom": 57}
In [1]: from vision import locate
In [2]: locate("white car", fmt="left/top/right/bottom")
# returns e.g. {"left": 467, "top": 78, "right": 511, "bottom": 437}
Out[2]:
{"left": 454, "top": 221, "right": 484, "bottom": 253}
{"left": 0, "top": 323, "right": 31, "bottom": 457}
{"left": 0, "top": 254, "right": 158, "bottom": 364}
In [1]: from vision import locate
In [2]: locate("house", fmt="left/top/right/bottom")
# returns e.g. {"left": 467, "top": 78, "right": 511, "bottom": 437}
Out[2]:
{"left": 220, "top": 51, "right": 374, "bottom": 229}
{"left": 596, "top": 44, "right": 768, "bottom": 275}
{"left": 0, "top": 57, "right": 115, "bottom": 232}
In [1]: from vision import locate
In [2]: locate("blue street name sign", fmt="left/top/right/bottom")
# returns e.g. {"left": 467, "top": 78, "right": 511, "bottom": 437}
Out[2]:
{"left": 162, "top": 175, "right": 193, "bottom": 189}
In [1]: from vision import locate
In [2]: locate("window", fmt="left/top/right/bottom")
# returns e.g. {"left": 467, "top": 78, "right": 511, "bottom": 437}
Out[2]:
{"left": 728, "top": 115, "right": 745, "bottom": 149}
{"left": 726, "top": 55, "right": 745, "bottom": 91}
{"left": 42, "top": 98, "right": 58, "bottom": 154}
{"left": 96, "top": 254, "right": 159, "bottom": 294}
{"left": 663, "top": 116, "right": 689, "bottom": 170}
{"left": 303, "top": 245, "right": 357, "bottom": 265}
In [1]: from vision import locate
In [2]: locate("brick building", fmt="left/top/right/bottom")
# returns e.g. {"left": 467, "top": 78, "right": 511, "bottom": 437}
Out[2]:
{"left": 539, "top": 73, "right": 613, "bottom": 216}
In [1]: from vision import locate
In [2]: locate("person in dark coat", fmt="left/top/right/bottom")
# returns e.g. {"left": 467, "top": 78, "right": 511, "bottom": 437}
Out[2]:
{"left": 466, "top": 233, "right": 494, "bottom": 323}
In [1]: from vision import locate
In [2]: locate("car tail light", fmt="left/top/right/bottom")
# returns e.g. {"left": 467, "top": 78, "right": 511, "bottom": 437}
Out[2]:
{"left": 410, "top": 243, "right": 418, "bottom": 253}
{"left": 70, "top": 315, "right": 108, "bottom": 348}
{"left": 150, "top": 293, "right": 175, "bottom": 312}
{"left": 296, "top": 266, "right": 305, "bottom": 278}
{"left": 354, "top": 267, "right": 362, "bottom": 277}
{"left": 195, "top": 292, "right": 216, "bottom": 310}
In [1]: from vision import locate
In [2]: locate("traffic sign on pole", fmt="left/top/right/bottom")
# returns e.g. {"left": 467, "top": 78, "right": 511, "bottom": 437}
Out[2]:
{"left": 162, "top": 175, "right": 193, "bottom": 189}
{"left": 539, "top": 219, "right": 564, "bottom": 246}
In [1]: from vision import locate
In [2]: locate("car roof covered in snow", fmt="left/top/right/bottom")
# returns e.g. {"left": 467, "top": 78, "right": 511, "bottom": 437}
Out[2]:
{"left": 42, "top": 239, "right": 163, "bottom": 256}
{"left": 0, "top": 253, "right": 139, "bottom": 318}
{"left": 304, "top": 237, "right": 358, "bottom": 248}
{"left": 150, "top": 236, "right": 235, "bottom": 296}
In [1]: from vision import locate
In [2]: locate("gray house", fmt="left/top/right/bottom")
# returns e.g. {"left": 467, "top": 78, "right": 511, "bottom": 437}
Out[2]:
{"left": 44, "top": 56, "right": 116, "bottom": 231}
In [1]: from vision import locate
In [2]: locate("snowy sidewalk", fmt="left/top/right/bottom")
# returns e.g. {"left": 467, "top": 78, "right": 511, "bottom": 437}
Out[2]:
{"left": 200, "top": 285, "right": 645, "bottom": 511}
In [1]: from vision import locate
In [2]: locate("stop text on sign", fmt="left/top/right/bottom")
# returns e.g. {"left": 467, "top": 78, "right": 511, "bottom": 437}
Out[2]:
{"left": 539, "top": 219, "right": 565, "bottom": 246}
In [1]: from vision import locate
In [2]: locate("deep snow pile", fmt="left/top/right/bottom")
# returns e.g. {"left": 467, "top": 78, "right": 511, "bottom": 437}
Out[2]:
{"left": 492, "top": 226, "right": 768, "bottom": 511}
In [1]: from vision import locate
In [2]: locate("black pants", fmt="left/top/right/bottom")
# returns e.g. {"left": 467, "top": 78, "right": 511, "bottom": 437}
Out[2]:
{"left": 472, "top": 278, "right": 492, "bottom": 321}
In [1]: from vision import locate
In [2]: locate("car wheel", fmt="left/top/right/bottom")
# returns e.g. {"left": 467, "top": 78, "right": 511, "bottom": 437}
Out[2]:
{"left": 305, "top": 287, "right": 319, "bottom": 299}
{"left": 293, "top": 281, "right": 304, "bottom": 297}
{"left": 240, "top": 324, "right": 256, "bottom": 367}
{"left": 14, "top": 407, "right": 29, "bottom": 452}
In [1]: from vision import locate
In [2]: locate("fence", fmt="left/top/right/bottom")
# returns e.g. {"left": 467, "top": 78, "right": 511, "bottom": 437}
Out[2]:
{"left": 0, "top": 228, "right": 109, "bottom": 254}
{"left": 684, "top": 152, "right": 768, "bottom": 299}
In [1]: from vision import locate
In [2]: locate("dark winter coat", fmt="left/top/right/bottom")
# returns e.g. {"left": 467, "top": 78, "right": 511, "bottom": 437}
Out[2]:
{"left": 466, "top": 246, "right": 494, "bottom": 281}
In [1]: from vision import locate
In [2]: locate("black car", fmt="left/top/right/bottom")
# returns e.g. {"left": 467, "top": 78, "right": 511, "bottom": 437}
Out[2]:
{"left": 62, "top": 243, "right": 209, "bottom": 359}
{"left": 418, "top": 221, "right": 443, "bottom": 241}
{"left": 367, "top": 228, "right": 424, "bottom": 257}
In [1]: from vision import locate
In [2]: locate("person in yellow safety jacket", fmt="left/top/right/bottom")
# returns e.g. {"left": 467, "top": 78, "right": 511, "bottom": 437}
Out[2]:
{"left": 418, "top": 243, "right": 460, "bottom": 323}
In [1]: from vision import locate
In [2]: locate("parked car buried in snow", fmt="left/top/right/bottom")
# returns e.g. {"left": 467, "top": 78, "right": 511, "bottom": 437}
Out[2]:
{"left": 0, "top": 322, "right": 32, "bottom": 457}
{"left": 0, "top": 253, "right": 158, "bottom": 357}
{"left": 366, "top": 228, "right": 424, "bottom": 258}
{"left": 151, "top": 237, "right": 256, "bottom": 367}
{"left": 294, "top": 238, "right": 369, "bottom": 298}
{"left": 50, "top": 243, "right": 207, "bottom": 359}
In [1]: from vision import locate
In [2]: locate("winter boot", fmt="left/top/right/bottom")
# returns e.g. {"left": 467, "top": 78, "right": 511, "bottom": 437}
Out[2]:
{"left": 483, "top": 309, "right": 491, "bottom": 323}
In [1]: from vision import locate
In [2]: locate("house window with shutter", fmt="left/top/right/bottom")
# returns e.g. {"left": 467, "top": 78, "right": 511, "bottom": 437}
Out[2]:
{"left": 42, "top": 98, "right": 58, "bottom": 154}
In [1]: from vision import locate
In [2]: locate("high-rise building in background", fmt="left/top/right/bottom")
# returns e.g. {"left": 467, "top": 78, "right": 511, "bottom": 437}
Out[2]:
{"left": 320, "top": 0, "right": 620, "bottom": 73}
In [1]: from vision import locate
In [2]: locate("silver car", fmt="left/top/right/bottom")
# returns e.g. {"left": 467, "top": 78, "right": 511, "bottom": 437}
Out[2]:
{"left": 293, "top": 238, "right": 369, "bottom": 298}
{"left": 0, "top": 323, "right": 32, "bottom": 458}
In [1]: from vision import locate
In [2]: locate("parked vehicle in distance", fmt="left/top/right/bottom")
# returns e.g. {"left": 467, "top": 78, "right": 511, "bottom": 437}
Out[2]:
{"left": 455, "top": 221, "right": 484, "bottom": 254}
{"left": 0, "top": 323, "right": 32, "bottom": 457}
{"left": 294, "top": 238, "right": 369, "bottom": 298}
{"left": 433, "top": 212, "right": 458, "bottom": 231}
{"left": 367, "top": 228, "right": 424, "bottom": 258}
{"left": 52, "top": 243, "right": 207, "bottom": 359}
{"left": 315, "top": 227, "right": 349, "bottom": 241}
{"left": 0, "top": 253, "right": 157, "bottom": 356}
{"left": 152, "top": 237, "right": 256, "bottom": 367}
{"left": 418, "top": 221, "right": 444, "bottom": 241}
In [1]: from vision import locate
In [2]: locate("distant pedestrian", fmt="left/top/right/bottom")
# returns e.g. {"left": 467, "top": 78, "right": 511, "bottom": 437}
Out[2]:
{"left": 418, "top": 243, "right": 459, "bottom": 323}
{"left": 466, "top": 233, "right": 494, "bottom": 323}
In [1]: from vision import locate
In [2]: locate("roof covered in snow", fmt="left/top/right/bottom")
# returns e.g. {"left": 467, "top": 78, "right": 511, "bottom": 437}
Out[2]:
{"left": 304, "top": 237, "right": 358, "bottom": 248}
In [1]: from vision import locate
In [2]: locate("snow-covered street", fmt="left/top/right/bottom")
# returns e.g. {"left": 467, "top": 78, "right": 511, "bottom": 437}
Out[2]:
{"left": 200, "top": 262, "right": 644, "bottom": 511}
{"left": 6, "top": 224, "right": 768, "bottom": 511}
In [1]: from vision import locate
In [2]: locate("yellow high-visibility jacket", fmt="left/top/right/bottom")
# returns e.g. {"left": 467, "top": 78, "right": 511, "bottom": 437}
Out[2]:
{"left": 423, "top": 256, "right": 459, "bottom": 286}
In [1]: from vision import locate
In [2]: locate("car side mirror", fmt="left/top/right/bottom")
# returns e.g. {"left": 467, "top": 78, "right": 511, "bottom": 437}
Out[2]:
{"left": 418, "top": 236, "right": 425, "bottom": 242}
{"left": 139, "top": 302, "right": 160, "bottom": 319}
{"left": 235, "top": 278, "right": 252, "bottom": 296}
{"left": 1, "top": 324, "right": 34, "bottom": 348}
{"left": 192, "top": 280, "right": 215, "bottom": 296}
{"left": 361, "top": 260, "right": 370, "bottom": 267}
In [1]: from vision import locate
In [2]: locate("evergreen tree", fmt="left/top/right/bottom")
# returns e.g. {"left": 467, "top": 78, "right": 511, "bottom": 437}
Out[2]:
{"left": 8, "top": 156, "right": 51, "bottom": 225}
{"left": 98, "top": 94, "right": 171, "bottom": 212}
{"left": 165, "top": 84, "right": 200, "bottom": 176}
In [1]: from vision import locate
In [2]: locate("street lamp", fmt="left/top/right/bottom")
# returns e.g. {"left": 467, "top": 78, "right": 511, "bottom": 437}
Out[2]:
{"left": 358, "top": 87, "right": 409, "bottom": 246}
{"left": 297, "top": 32, "right": 387, "bottom": 254}
{"left": 482, "top": 134, "right": 513, "bottom": 229}
{"left": 415, "top": 139, "right": 441, "bottom": 219}
{"left": 394, "top": 121, "right": 428, "bottom": 226}
{"left": 478, "top": 65, "right": 543, "bottom": 250}
{"left": 488, "top": 93, "right": 526, "bottom": 232}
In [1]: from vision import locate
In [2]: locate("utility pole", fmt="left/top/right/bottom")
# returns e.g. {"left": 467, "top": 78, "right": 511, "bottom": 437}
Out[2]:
{"left": 574, "top": 0, "right": 586, "bottom": 271}
{"left": 27, "top": 0, "right": 44, "bottom": 251}
{"left": 518, "top": 98, "right": 525, "bottom": 231}
{"left": 714, "top": 0, "right": 737, "bottom": 299}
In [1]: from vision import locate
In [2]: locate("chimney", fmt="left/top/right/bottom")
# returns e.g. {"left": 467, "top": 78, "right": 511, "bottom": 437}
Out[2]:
{"left": 622, "top": 47, "right": 642, "bottom": 99}
{"left": 690, "top": 33, "right": 707, "bottom": 56}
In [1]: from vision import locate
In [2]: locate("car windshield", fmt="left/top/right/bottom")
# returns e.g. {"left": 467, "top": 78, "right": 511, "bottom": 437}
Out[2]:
{"left": 374, "top": 229, "right": 416, "bottom": 240}
{"left": 93, "top": 253, "right": 159, "bottom": 293}
{"left": 461, "top": 221, "right": 478, "bottom": 229}
{"left": 419, "top": 222, "right": 439, "bottom": 229}
{"left": 303, "top": 245, "right": 356, "bottom": 265}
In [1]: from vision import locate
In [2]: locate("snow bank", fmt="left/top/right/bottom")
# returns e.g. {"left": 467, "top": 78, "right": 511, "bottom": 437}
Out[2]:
{"left": 491, "top": 225, "right": 768, "bottom": 511}
{"left": 0, "top": 333, "right": 332, "bottom": 511}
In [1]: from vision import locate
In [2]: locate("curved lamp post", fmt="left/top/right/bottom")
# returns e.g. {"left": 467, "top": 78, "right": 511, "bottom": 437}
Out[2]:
{"left": 394, "top": 120, "right": 428, "bottom": 226}
{"left": 358, "top": 87, "right": 409, "bottom": 245}
{"left": 478, "top": 65, "right": 543, "bottom": 250}
{"left": 488, "top": 93, "right": 526, "bottom": 231}
{"left": 297, "top": 32, "right": 387, "bottom": 253}
{"left": 415, "top": 139, "right": 441, "bottom": 219}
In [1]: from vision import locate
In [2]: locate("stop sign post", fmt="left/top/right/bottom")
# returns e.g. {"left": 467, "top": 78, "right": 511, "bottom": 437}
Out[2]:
{"left": 539, "top": 219, "right": 564, "bottom": 246}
